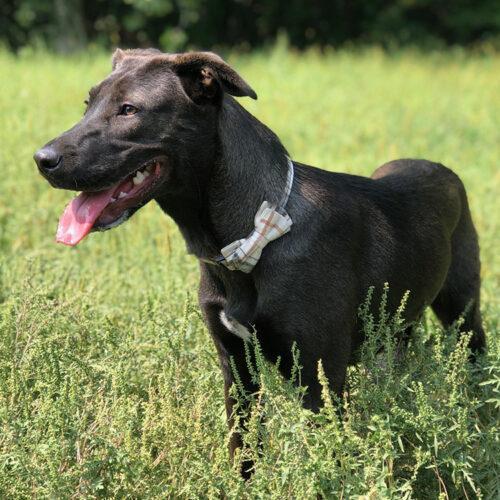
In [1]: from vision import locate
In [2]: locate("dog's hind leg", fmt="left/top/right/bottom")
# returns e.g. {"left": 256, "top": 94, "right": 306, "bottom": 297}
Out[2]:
{"left": 431, "top": 186, "right": 486, "bottom": 356}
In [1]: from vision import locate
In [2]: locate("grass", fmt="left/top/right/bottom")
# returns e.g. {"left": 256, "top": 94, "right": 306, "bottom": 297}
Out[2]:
{"left": 0, "top": 45, "right": 499, "bottom": 498}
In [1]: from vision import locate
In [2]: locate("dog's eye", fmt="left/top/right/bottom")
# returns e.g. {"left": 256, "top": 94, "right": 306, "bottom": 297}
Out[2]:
{"left": 119, "top": 104, "right": 138, "bottom": 116}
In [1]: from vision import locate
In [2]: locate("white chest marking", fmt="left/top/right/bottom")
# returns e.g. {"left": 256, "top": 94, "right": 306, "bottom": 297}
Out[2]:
{"left": 219, "top": 311, "right": 252, "bottom": 341}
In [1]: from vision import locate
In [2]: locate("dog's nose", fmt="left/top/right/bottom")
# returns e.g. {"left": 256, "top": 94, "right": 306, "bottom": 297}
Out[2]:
{"left": 34, "top": 147, "right": 62, "bottom": 172}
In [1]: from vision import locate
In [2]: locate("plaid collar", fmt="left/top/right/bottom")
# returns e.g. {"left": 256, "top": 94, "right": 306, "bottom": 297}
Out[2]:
{"left": 203, "top": 157, "right": 294, "bottom": 273}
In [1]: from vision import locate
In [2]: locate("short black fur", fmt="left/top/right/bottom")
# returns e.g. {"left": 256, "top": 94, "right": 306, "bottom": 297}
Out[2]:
{"left": 34, "top": 49, "right": 486, "bottom": 475}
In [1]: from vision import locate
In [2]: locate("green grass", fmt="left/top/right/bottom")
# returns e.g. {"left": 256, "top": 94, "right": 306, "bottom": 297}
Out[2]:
{"left": 0, "top": 46, "right": 499, "bottom": 498}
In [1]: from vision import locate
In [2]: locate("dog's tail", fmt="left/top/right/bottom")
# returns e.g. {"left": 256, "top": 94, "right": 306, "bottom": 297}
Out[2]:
{"left": 431, "top": 171, "right": 486, "bottom": 356}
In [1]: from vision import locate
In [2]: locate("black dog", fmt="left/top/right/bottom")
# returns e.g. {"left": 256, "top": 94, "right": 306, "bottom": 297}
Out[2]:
{"left": 34, "top": 49, "right": 486, "bottom": 466}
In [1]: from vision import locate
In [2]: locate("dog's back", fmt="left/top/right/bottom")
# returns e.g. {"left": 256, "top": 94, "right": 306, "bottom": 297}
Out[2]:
{"left": 372, "top": 158, "right": 463, "bottom": 228}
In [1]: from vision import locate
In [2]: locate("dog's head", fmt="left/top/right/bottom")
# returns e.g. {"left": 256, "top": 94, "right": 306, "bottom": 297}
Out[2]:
{"left": 34, "top": 49, "right": 256, "bottom": 246}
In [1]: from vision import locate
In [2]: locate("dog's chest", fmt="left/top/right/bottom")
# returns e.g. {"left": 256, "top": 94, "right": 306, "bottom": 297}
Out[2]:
{"left": 219, "top": 311, "right": 252, "bottom": 340}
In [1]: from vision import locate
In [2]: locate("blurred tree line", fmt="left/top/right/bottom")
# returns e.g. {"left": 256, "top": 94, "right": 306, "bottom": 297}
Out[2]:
{"left": 1, "top": 0, "right": 499, "bottom": 53}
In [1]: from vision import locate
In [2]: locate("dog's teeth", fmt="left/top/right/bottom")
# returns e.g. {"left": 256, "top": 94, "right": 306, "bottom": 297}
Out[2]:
{"left": 110, "top": 197, "right": 116, "bottom": 202}
{"left": 145, "top": 164, "right": 153, "bottom": 173}
{"left": 118, "top": 191, "right": 127, "bottom": 199}
{"left": 132, "top": 171, "right": 145, "bottom": 185}
{"left": 143, "top": 170, "right": 150, "bottom": 177}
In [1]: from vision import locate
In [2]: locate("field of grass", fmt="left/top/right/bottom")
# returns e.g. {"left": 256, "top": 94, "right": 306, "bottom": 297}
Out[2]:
{"left": 0, "top": 46, "right": 498, "bottom": 498}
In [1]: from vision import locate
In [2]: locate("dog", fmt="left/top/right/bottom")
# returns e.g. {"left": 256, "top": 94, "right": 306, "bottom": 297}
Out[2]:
{"left": 34, "top": 48, "right": 486, "bottom": 470}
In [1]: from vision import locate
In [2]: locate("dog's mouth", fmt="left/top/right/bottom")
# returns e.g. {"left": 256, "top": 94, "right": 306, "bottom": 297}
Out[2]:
{"left": 56, "top": 159, "right": 164, "bottom": 246}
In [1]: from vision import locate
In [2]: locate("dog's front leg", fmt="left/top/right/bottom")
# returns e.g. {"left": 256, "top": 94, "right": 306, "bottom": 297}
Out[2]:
{"left": 200, "top": 301, "right": 258, "bottom": 477}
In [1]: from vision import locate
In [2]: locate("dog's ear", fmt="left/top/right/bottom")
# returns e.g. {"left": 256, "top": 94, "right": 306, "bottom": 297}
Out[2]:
{"left": 112, "top": 49, "right": 126, "bottom": 70}
{"left": 169, "top": 52, "right": 257, "bottom": 103}
{"left": 112, "top": 48, "right": 162, "bottom": 70}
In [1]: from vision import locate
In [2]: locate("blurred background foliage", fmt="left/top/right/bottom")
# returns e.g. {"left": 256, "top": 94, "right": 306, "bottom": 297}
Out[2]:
{"left": 1, "top": 0, "right": 500, "bottom": 53}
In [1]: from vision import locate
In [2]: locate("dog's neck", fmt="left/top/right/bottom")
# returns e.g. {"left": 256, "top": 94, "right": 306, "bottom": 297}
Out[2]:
{"left": 210, "top": 97, "right": 290, "bottom": 238}
{"left": 157, "top": 96, "right": 290, "bottom": 261}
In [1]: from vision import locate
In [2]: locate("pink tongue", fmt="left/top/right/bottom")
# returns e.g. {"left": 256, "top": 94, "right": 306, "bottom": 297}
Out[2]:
{"left": 56, "top": 186, "right": 116, "bottom": 246}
